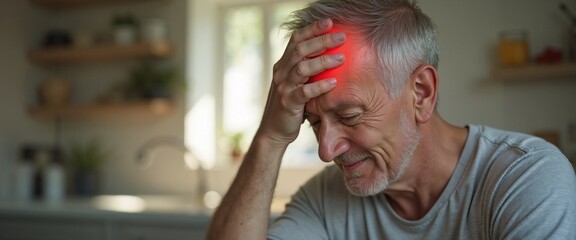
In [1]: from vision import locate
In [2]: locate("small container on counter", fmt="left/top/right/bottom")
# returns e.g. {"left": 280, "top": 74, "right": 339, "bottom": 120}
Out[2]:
{"left": 44, "top": 147, "right": 65, "bottom": 202}
{"left": 33, "top": 148, "right": 51, "bottom": 200}
{"left": 15, "top": 145, "right": 35, "bottom": 201}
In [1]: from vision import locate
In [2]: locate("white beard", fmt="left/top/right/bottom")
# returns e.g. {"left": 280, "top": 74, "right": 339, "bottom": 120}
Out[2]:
{"left": 342, "top": 109, "right": 420, "bottom": 196}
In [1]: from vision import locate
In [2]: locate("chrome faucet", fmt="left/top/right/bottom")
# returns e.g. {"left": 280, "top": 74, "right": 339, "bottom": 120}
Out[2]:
{"left": 135, "top": 136, "right": 208, "bottom": 203}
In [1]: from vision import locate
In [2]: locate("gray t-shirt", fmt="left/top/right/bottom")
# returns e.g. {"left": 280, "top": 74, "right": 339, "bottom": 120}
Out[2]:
{"left": 268, "top": 125, "right": 576, "bottom": 239}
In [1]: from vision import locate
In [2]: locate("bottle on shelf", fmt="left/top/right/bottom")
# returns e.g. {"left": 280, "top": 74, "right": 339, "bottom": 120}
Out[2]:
{"left": 44, "top": 147, "right": 65, "bottom": 202}
{"left": 33, "top": 148, "right": 50, "bottom": 200}
{"left": 14, "top": 145, "right": 35, "bottom": 201}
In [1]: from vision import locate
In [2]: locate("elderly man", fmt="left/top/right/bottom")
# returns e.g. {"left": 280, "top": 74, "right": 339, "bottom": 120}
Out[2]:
{"left": 207, "top": 0, "right": 576, "bottom": 239}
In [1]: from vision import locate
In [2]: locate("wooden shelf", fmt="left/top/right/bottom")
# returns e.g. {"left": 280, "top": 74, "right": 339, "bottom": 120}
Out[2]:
{"left": 28, "top": 42, "right": 173, "bottom": 64}
{"left": 28, "top": 99, "right": 174, "bottom": 119}
{"left": 29, "top": 0, "right": 170, "bottom": 8}
{"left": 492, "top": 62, "right": 576, "bottom": 81}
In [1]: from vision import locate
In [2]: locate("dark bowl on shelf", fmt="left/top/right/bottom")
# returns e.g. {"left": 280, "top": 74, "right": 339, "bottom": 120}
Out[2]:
{"left": 43, "top": 29, "right": 72, "bottom": 47}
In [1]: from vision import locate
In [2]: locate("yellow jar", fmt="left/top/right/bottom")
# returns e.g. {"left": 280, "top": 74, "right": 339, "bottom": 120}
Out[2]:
{"left": 499, "top": 30, "right": 529, "bottom": 66}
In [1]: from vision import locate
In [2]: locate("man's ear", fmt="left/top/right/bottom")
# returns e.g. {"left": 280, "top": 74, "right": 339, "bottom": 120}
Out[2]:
{"left": 411, "top": 64, "right": 438, "bottom": 123}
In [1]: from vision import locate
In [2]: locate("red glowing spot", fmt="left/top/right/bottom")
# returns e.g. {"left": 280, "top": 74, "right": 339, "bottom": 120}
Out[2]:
{"left": 308, "top": 26, "right": 353, "bottom": 83}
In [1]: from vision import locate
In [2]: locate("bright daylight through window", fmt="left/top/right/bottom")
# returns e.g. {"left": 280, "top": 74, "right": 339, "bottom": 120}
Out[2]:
{"left": 219, "top": 1, "right": 321, "bottom": 168}
{"left": 186, "top": 1, "right": 324, "bottom": 169}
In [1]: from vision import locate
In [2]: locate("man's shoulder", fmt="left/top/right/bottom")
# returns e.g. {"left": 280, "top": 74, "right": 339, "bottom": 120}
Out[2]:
{"left": 473, "top": 125, "right": 559, "bottom": 154}
{"left": 469, "top": 125, "right": 575, "bottom": 197}
{"left": 469, "top": 125, "right": 568, "bottom": 171}
{"left": 465, "top": 125, "right": 574, "bottom": 202}
{"left": 466, "top": 125, "right": 576, "bottom": 239}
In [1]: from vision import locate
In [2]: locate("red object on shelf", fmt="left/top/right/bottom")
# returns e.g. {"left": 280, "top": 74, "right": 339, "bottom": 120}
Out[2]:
{"left": 536, "top": 47, "right": 563, "bottom": 64}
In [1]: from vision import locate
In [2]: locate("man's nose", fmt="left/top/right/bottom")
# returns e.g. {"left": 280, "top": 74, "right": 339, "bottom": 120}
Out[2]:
{"left": 317, "top": 124, "right": 350, "bottom": 162}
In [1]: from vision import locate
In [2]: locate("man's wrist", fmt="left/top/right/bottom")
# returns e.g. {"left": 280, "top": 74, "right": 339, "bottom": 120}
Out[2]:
{"left": 252, "top": 130, "right": 292, "bottom": 154}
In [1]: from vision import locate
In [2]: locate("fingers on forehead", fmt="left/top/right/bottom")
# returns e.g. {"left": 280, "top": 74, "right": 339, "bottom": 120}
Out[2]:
{"left": 291, "top": 19, "right": 332, "bottom": 43}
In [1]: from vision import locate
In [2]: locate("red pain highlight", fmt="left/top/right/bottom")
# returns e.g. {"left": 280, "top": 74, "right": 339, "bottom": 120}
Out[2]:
{"left": 308, "top": 27, "right": 353, "bottom": 83}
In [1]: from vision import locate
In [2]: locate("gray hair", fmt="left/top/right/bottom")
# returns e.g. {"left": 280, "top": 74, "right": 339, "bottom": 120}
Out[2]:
{"left": 282, "top": 0, "right": 439, "bottom": 99}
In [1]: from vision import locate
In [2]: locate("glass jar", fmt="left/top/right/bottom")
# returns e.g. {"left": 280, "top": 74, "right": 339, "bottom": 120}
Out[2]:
{"left": 499, "top": 29, "right": 529, "bottom": 66}
{"left": 38, "top": 78, "right": 71, "bottom": 107}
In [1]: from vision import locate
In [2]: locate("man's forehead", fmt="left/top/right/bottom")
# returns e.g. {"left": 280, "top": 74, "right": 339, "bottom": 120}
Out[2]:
{"left": 305, "top": 97, "right": 364, "bottom": 116}
{"left": 305, "top": 78, "right": 369, "bottom": 115}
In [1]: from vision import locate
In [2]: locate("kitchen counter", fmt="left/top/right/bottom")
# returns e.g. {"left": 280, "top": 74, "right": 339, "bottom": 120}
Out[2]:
{"left": 0, "top": 195, "right": 212, "bottom": 221}
{"left": 0, "top": 195, "right": 289, "bottom": 240}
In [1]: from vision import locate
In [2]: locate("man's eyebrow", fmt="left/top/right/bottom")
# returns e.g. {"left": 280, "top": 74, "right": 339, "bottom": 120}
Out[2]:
{"left": 304, "top": 102, "right": 364, "bottom": 117}
{"left": 328, "top": 102, "right": 364, "bottom": 112}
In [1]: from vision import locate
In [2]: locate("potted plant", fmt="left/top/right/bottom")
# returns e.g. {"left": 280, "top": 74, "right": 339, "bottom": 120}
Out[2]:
{"left": 64, "top": 139, "right": 110, "bottom": 197}
{"left": 128, "top": 62, "right": 184, "bottom": 100}
{"left": 229, "top": 132, "right": 245, "bottom": 163}
{"left": 112, "top": 13, "right": 138, "bottom": 45}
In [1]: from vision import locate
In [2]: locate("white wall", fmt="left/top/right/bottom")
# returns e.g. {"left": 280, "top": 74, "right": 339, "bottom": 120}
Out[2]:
{"left": 0, "top": 0, "right": 54, "bottom": 199}
{"left": 0, "top": 0, "right": 575, "bottom": 199}
{"left": 420, "top": 0, "right": 576, "bottom": 157}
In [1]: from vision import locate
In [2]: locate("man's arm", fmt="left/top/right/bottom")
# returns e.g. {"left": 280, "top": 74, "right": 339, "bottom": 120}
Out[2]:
{"left": 206, "top": 18, "right": 345, "bottom": 240}
{"left": 205, "top": 134, "right": 287, "bottom": 239}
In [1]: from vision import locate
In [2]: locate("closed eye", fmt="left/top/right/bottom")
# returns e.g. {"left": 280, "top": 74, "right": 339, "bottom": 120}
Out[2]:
{"left": 304, "top": 111, "right": 318, "bottom": 130}
{"left": 305, "top": 117, "right": 320, "bottom": 131}
{"left": 339, "top": 114, "right": 362, "bottom": 126}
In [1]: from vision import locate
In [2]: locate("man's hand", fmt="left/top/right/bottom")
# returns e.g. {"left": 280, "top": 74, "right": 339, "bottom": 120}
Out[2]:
{"left": 257, "top": 18, "right": 346, "bottom": 145}
{"left": 207, "top": 19, "right": 346, "bottom": 240}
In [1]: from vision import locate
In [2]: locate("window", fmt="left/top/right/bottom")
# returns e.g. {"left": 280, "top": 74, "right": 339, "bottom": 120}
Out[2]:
{"left": 219, "top": 0, "right": 322, "bottom": 168}
{"left": 186, "top": 0, "right": 322, "bottom": 169}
